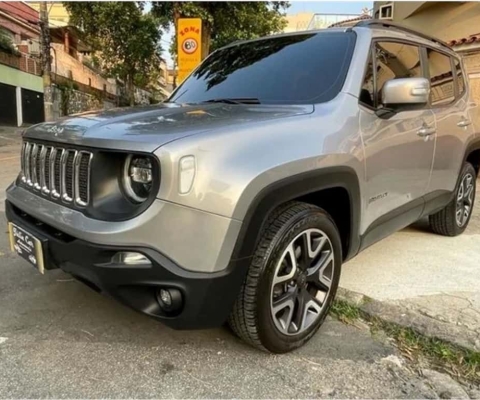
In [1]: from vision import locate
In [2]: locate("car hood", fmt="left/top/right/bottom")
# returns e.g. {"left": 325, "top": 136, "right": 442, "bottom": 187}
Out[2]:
{"left": 24, "top": 103, "right": 314, "bottom": 152}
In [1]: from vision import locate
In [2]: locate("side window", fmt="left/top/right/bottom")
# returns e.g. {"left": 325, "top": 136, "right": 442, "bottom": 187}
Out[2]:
{"left": 426, "top": 49, "right": 455, "bottom": 106}
{"left": 374, "top": 42, "right": 423, "bottom": 104}
{"left": 454, "top": 58, "right": 466, "bottom": 97}
{"left": 359, "top": 42, "right": 422, "bottom": 109}
{"left": 359, "top": 51, "right": 375, "bottom": 108}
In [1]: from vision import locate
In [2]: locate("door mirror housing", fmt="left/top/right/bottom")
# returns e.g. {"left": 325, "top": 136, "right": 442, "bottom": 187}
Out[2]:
{"left": 380, "top": 77, "right": 430, "bottom": 114}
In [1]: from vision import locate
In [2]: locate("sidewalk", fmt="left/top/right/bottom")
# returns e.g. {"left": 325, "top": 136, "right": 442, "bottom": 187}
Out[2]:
{"left": 0, "top": 126, "right": 23, "bottom": 211}
{"left": 341, "top": 184, "right": 480, "bottom": 351}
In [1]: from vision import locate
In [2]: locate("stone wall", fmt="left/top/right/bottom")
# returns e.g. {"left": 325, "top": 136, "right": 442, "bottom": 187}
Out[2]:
{"left": 134, "top": 87, "right": 152, "bottom": 105}
{"left": 53, "top": 86, "right": 115, "bottom": 118}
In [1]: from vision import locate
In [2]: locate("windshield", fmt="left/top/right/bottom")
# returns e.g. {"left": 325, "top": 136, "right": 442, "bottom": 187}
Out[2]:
{"left": 169, "top": 31, "right": 356, "bottom": 105}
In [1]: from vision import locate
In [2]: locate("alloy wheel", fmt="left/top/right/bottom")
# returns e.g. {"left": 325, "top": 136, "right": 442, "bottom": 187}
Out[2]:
{"left": 270, "top": 228, "right": 334, "bottom": 336}
{"left": 456, "top": 173, "right": 474, "bottom": 228}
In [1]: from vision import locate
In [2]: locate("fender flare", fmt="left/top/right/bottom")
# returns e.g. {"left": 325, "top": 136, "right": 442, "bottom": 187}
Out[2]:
{"left": 230, "top": 166, "right": 362, "bottom": 262}
{"left": 463, "top": 137, "right": 480, "bottom": 169}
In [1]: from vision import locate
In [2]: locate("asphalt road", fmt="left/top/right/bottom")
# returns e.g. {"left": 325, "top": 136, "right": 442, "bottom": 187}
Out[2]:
{"left": 0, "top": 214, "right": 444, "bottom": 399}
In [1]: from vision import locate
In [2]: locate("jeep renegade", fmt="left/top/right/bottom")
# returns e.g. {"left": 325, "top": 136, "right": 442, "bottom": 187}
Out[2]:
{"left": 6, "top": 21, "right": 480, "bottom": 353}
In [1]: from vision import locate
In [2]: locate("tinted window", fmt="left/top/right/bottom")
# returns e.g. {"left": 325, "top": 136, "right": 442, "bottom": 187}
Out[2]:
{"left": 454, "top": 58, "right": 465, "bottom": 97}
{"left": 374, "top": 41, "right": 422, "bottom": 102}
{"left": 427, "top": 49, "right": 455, "bottom": 106}
{"left": 359, "top": 51, "right": 375, "bottom": 108}
{"left": 169, "top": 32, "right": 356, "bottom": 105}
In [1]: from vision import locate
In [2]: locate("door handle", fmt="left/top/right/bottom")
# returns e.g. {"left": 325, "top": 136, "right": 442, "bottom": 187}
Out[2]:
{"left": 417, "top": 126, "right": 436, "bottom": 137}
{"left": 457, "top": 119, "right": 472, "bottom": 128}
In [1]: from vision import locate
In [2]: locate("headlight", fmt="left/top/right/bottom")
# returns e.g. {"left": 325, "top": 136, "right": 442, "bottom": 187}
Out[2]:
{"left": 123, "top": 154, "right": 154, "bottom": 203}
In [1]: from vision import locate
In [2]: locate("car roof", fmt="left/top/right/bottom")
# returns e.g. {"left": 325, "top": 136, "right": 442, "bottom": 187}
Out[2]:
{"left": 218, "top": 23, "right": 457, "bottom": 58}
{"left": 219, "top": 28, "right": 353, "bottom": 51}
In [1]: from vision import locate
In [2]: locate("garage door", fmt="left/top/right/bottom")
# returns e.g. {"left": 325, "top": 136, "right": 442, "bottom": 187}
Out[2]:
{"left": 22, "top": 88, "right": 44, "bottom": 125}
{"left": 0, "top": 82, "right": 17, "bottom": 126}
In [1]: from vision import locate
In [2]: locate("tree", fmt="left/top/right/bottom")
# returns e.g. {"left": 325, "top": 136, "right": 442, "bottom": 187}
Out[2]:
{"left": 152, "top": 2, "right": 289, "bottom": 59}
{"left": 64, "top": 2, "right": 162, "bottom": 106}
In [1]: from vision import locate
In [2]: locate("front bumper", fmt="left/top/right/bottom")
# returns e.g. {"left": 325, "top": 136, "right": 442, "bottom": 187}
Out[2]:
{"left": 6, "top": 200, "right": 249, "bottom": 329}
{"left": 6, "top": 183, "right": 242, "bottom": 273}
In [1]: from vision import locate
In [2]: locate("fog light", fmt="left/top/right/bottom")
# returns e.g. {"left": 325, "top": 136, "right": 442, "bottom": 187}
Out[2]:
{"left": 159, "top": 289, "right": 171, "bottom": 306}
{"left": 112, "top": 252, "right": 151, "bottom": 266}
{"left": 157, "top": 287, "right": 182, "bottom": 312}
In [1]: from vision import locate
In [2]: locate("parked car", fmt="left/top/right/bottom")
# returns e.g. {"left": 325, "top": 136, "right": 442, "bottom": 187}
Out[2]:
{"left": 6, "top": 21, "right": 480, "bottom": 353}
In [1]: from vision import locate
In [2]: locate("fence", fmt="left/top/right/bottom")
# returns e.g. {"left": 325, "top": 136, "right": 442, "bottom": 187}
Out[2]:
{"left": 0, "top": 50, "right": 40, "bottom": 76}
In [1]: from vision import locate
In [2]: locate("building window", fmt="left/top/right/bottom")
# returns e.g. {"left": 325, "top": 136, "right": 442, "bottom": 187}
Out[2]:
{"left": 379, "top": 4, "right": 393, "bottom": 20}
{"left": 426, "top": 49, "right": 455, "bottom": 106}
{"left": 88, "top": 78, "right": 92, "bottom": 87}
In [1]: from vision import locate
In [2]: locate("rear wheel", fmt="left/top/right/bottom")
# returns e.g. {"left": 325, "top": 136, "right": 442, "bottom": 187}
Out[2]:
{"left": 228, "top": 202, "right": 342, "bottom": 353}
{"left": 429, "top": 162, "right": 476, "bottom": 236}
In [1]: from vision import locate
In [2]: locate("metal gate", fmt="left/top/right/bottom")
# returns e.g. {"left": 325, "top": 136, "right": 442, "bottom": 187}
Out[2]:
{"left": 0, "top": 82, "right": 17, "bottom": 126}
{"left": 21, "top": 88, "right": 44, "bottom": 125}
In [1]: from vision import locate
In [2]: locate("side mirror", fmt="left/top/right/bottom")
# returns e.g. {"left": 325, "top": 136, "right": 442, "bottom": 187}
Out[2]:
{"left": 377, "top": 77, "right": 430, "bottom": 118}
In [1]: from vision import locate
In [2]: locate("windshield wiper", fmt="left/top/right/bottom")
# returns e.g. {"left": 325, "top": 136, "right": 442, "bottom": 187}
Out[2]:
{"left": 201, "top": 98, "right": 261, "bottom": 105}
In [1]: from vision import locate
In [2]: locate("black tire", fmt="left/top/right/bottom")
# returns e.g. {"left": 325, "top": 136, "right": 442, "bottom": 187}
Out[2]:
{"left": 429, "top": 162, "right": 476, "bottom": 236}
{"left": 228, "top": 201, "right": 342, "bottom": 353}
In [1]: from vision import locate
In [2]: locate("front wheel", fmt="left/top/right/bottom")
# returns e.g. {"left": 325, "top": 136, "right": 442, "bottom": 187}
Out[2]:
{"left": 228, "top": 202, "right": 342, "bottom": 353}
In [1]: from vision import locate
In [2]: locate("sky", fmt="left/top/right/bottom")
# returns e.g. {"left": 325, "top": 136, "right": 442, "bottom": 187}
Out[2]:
{"left": 162, "top": 0, "right": 373, "bottom": 67}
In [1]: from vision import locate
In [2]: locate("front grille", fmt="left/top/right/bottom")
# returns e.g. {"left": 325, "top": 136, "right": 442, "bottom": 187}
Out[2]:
{"left": 20, "top": 141, "right": 93, "bottom": 207}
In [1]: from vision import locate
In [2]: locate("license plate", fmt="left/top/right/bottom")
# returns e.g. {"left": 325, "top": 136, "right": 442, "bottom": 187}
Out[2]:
{"left": 8, "top": 222, "right": 45, "bottom": 274}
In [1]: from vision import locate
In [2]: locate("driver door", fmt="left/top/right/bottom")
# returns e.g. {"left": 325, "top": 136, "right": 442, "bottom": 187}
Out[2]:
{"left": 358, "top": 40, "right": 435, "bottom": 245}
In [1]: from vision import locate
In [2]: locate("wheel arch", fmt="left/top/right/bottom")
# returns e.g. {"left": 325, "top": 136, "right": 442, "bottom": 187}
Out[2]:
{"left": 465, "top": 146, "right": 480, "bottom": 175}
{"left": 230, "top": 167, "right": 362, "bottom": 263}
{"left": 462, "top": 137, "right": 480, "bottom": 174}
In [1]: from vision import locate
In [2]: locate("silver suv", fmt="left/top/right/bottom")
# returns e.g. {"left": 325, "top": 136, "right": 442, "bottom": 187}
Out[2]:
{"left": 6, "top": 21, "right": 480, "bottom": 353}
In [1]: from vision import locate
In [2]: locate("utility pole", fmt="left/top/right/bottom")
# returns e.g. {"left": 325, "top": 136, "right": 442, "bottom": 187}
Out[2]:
{"left": 39, "top": 2, "right": 54, "bottom": 122}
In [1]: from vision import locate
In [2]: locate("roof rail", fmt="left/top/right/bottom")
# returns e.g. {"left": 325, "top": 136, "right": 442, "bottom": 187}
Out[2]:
{"left": 354, "top": 20, "right": 451, "bottom": 48}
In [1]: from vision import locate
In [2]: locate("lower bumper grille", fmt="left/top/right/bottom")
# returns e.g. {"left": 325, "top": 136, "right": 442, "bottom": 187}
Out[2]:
{"left": 21, "top": 141, "right": 93, "bottom": 207}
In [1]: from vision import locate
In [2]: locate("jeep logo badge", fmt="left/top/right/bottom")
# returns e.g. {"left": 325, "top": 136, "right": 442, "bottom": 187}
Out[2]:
{"left": 47, "top": 126, "right": 65, "bottom": 136}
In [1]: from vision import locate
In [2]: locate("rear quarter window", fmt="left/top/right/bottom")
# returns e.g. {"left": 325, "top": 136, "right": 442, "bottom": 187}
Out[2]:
{"left": 426, "top": 49, "right": 456, "bottom": 106}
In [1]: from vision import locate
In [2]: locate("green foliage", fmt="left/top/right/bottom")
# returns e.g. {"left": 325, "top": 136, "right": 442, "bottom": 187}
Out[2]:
{"left": 330, "top": 299, "right": 360, "bottom": 323}
{"left": 0, "top": 29, "right": 19, "bottom": 55}
{"left": 331, "top": 300, "right": 480, "bottom": 384}
{"left": 151, "top": 1, "right": 289, "bottom": 55}
{"left": 56, "top": 81, "right": 78, "bottom": 115}
{"left": 64, "top": 2, "right": 162, "bottom": 105}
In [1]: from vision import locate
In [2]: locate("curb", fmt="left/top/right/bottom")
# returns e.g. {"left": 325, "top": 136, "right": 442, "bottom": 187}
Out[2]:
{"left": 336, "top": 287, "right": 480, "bottom": 353}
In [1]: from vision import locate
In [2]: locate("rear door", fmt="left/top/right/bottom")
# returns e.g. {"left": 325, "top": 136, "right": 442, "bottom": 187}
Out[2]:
{"left": 359, "top": 40, "right": 435, "bottom": 237}
{"left": 426, "top": 50, "right": 475, "bottom": 196}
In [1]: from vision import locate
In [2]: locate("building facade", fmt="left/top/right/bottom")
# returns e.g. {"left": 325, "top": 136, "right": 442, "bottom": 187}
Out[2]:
{"left": 0, "top": 2, "right": 43, "bottom": 127}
